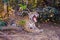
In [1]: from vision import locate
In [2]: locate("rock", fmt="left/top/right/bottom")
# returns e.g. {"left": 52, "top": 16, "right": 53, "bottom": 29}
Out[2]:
{"left": 11, "top": 23, "right": 17, "bottom": 27}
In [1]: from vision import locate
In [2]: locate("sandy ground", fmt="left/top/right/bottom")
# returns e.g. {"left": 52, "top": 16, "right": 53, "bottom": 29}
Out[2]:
{"left": 0, "top": 23, "right": 60, "bottom": 40}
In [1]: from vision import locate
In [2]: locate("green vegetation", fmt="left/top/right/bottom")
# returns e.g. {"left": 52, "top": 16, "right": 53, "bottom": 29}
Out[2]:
{"left": 0, "top": 20, "right": 7, "bottom": 27}
{"left": 19, "top": 20, "right": 26, "bottom": 26}
{"left": 18, "top": 4, "right": 27, "bottom": 10}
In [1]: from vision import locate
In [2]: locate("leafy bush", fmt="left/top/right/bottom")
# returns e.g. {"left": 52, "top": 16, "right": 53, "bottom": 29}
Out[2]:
{"left": 37, "top": 6, "right": 59, "bottom": 23}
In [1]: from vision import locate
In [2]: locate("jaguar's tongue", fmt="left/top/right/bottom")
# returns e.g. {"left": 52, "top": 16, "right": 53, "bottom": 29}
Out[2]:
{"left": 33, "top": 17, "right": 37, "bottom": 22}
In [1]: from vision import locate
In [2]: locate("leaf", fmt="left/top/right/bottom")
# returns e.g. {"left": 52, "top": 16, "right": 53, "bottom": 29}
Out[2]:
{"left": 18, "top": 4, "right": 27, "bottom": 10}
{"left": 19, "top": 20, "right": 26, "bottom": 26}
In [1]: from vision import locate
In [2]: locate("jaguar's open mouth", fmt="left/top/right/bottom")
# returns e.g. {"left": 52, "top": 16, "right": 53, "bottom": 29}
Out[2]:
{"left": 33, "top": 17, "right": 37, "bottom": 22}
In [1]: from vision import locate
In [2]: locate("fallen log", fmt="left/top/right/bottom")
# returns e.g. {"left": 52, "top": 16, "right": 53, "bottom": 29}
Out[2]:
{"left": 0, "top": 26, "right": 20, "bottom": 31}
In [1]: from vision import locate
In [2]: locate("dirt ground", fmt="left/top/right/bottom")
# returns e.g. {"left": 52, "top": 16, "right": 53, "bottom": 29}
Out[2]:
{"left": 0, "top": 22, "right": 60, "bottom": 40}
